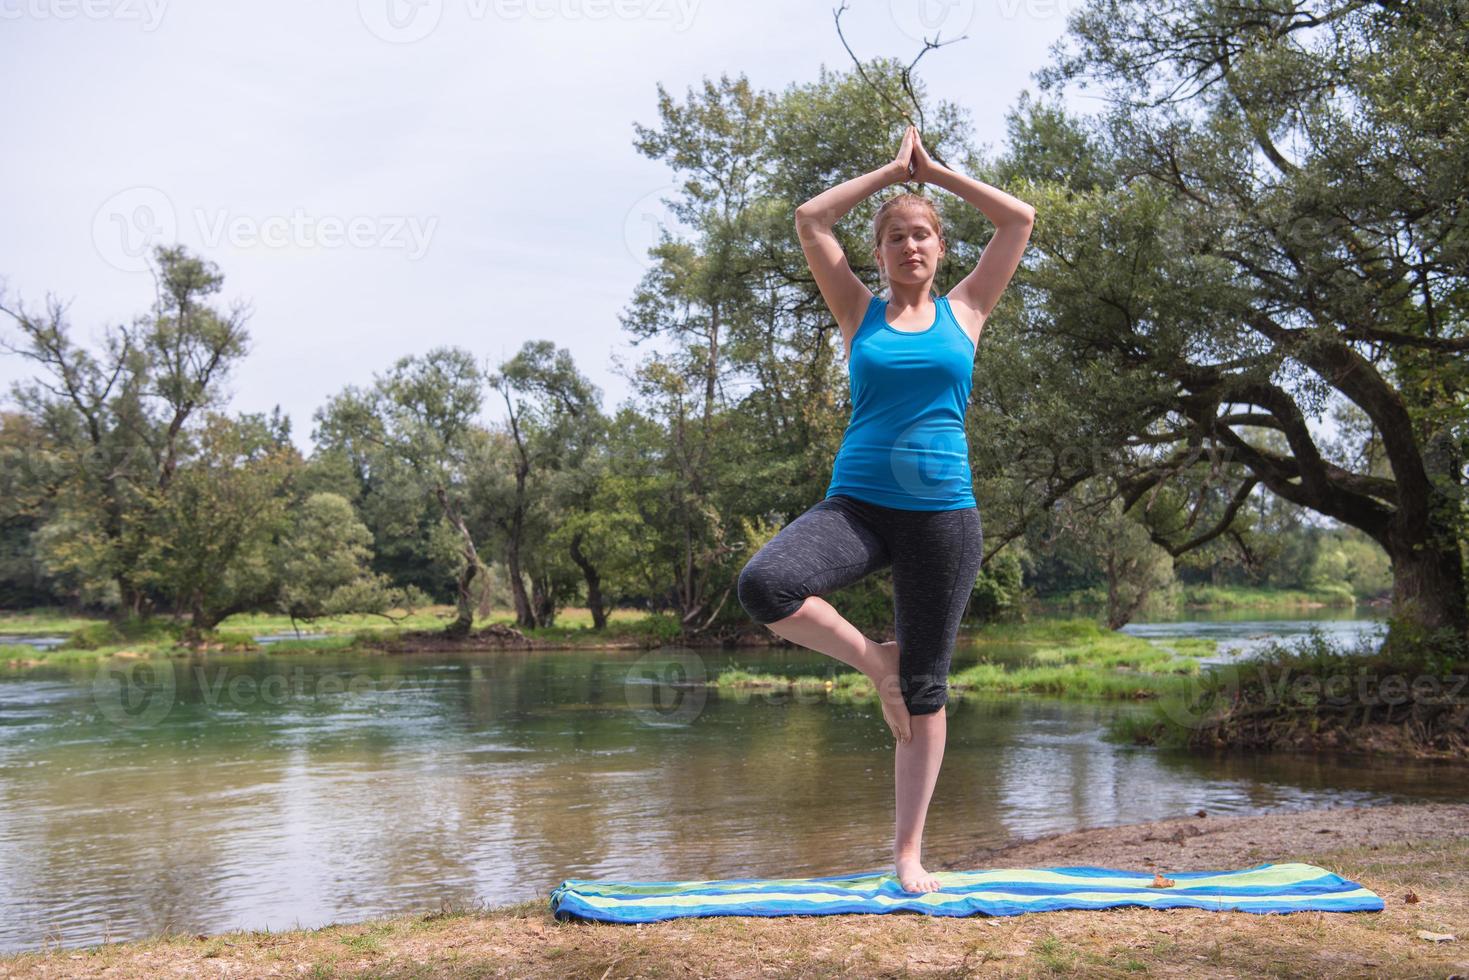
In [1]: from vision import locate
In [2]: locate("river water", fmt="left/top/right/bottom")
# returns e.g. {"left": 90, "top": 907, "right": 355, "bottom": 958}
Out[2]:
{"left": 0, "top": 610, "right": 1460, "bottom": 953}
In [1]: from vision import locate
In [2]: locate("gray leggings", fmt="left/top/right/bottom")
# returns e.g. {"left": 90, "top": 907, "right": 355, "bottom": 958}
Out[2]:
{"left": 735, "top": 494, "right": 984, "bottom": 715}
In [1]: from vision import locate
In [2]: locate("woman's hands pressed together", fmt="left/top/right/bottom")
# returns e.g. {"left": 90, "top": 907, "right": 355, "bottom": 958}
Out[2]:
{"left": 889, "top": 124, "right": 942, "bottom": 186}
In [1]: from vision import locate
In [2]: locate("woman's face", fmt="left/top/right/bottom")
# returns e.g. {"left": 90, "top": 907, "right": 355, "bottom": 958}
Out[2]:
{"left": 876, "top": 211, "right": 944, "bottom": 287}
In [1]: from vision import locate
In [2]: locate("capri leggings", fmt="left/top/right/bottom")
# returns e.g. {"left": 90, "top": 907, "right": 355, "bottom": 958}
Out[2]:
{"left": 735, "top": 494, "right": 984, "bottom": 716}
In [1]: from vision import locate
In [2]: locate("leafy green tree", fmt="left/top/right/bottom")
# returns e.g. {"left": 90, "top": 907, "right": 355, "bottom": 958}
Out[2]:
{"left": 620, "top": 76, "right": 780, "bottom": 630}
{"left": 313, "top": 347, "right": 491, "bottom": 637}
{"left": 273, "top": 491, "right": 425, "bottom": 632}
{"left": 587, "top": 405, "right": 684, "bottom": 612}
{"left": 307, "top": 412, "right": 449, "bottom": 604}
{"left": 0, "top": 245, "right": 251, "bottom": 619}
{"left": 994, "top": 0, "right": 1468, "bottom": 653}
{"left": 0, "top": 411, "right": 67, "bottom": 607}
{"left": 546, "top": 440, "right": 616, "bottom": 628}
{"left": 136, "top": 410, "right": 295, "bottom": 632}
{"left": 1051, "top": 482, "right": 1176, "bottom": 629}
{"left": 482, "top": 340, "right": 602, "bottom": 629}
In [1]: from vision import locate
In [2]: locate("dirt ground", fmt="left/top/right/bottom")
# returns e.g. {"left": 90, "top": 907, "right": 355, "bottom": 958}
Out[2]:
{"left": 3, "top": 803, "right": 1467, "bottom": 979}
{"left": 947, "top": 800, "right": 1469, "bottom": 872}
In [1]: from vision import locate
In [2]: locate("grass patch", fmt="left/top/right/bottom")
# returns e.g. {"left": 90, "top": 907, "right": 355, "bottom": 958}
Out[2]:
{"left": 1, "top": 606, "right": 687, "bottom": 666}
{"left": 710, "top": 619, "right": 1206, "bottom": 703}
{"left": 1109, "top": 628, "right": 1469, "bottom": 757}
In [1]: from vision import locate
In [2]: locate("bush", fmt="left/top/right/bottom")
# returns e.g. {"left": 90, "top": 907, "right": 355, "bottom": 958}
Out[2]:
{"left": 59, "top": 617, "right": 184, "bottom": 650}
{"left": 970, "top": 550, "right": 1025, "bottom": 622}
{"left": 625, "top": 612, "right": 686, "bottom": 645}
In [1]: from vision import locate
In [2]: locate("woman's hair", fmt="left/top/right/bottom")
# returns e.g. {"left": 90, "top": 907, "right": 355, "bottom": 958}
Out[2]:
{"left": 871, "top": 192, "right": 945, "bottom": 294}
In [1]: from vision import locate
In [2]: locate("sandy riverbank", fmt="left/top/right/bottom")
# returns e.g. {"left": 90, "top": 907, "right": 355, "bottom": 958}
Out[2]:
{"left": 2, "top": 802, "right": 1466, "bottom": 978}
{"left": 948, "top": 800, "right": 1469, "bottom": 873}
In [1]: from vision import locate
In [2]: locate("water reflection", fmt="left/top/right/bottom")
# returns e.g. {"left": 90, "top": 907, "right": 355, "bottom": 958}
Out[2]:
{"left": 0, "top": 634, "right": 1459, "bottom": 954}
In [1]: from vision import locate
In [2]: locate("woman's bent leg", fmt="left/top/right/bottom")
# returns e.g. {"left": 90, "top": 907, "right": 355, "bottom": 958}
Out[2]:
{"left": 735, "top": 497, "right": 910, "bottom": 740}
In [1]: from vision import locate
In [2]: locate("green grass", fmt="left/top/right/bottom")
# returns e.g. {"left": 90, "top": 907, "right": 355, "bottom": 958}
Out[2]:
{"left": 709, "top": 619, "right": 1208, "bottom": 702}
{"left": 0, "top": 606, "right": 114, "bottom": 635}
{"left": 214, "top": 606, "right": 651, "bottom": 635}
{"left": 1035, "top": 583, "right": 1358, "bottom": 612}
{"left": 1178, "top": 584, "right": 1356, "bottom": 609}
{"left": 0, "top": 605, "right": 677, "bottom": 666}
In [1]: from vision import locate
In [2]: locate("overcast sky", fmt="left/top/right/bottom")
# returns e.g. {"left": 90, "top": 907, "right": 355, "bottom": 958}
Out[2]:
{"left": 1, "top": 0, "right": 1084, "bottom": 455}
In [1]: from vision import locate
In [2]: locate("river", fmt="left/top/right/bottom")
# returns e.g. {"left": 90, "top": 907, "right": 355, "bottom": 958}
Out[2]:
{"left": 0, "top": 610, "right": 1459, "bottom": 954}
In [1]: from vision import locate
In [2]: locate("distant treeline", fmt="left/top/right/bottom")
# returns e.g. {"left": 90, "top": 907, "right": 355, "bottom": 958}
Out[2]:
{"left": 2, "top": 1, "right": 1464, "bottom": 659}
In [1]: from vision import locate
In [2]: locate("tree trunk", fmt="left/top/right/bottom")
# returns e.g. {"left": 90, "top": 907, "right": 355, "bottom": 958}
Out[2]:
{"left": 435, "top": 485, "right": 481, "bottom": 639}
{"left": 531, "top": 571, "right": 555, "bottom": 628}
{"left": 506, "top": 537, "right": 536, "bottom": 629}
{"left": 569, "top": 531, "right": 607, "bottom": 630}
{"left": 1383, "top": 532, "right": 1469, "bottom": 658}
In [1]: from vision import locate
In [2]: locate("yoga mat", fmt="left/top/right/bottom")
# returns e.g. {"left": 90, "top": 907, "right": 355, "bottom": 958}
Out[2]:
{"left": 548, "top": 862, "right": 1383, "bottom": 923}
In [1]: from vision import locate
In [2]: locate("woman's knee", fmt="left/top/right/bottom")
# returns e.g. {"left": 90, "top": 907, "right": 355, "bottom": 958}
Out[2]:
{"left": 900, "top": 661, "right": 952, "bottom": 715}
{"left": 906, "top": 691, "right": 948, "bottom": 716}
{"left": 736, "top": 557, "right": 805, "bottom": 625}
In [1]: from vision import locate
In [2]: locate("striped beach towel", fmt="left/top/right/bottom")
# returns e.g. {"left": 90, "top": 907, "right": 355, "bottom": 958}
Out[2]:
{"left": 548, "top": 863, "right": 1382, "bottom": 923}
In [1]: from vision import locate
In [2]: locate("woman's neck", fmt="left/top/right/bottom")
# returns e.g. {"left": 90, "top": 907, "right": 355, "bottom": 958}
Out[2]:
{"left": 887, "top": 283, "right": 935, "bottom": 310}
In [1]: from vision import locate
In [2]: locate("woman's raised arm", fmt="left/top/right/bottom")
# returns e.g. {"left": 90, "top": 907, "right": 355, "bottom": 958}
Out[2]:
{"left": 910, "top": 131, "right": 1035, "bottom": 337}
{"left": 794, "top": 128, "right": 914, "bottom": 341}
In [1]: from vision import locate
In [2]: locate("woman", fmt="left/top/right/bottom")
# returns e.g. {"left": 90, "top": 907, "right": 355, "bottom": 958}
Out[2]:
{"left": 736, "top": 124, "right": 1035, "bottom": 894}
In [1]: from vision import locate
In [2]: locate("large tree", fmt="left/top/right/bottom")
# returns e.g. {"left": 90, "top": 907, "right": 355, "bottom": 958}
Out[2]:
{"left": 483, "top": 340, "right": 601, "bottom": 629}
{"left": 313, "top": 347, "right": 491, "bottom": 637}
{"left": 994, "top": 0, "right": 1467, "bottom": 652}
{"left": 0, "top": 245, "right": 251, "bottom": 618}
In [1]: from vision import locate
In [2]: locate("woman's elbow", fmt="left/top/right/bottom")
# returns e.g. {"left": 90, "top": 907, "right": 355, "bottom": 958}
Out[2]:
{"left": 794, "top": 205, "right": 832, "bottom": 238}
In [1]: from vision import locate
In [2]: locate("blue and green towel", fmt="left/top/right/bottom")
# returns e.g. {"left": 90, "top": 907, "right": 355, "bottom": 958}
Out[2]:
{"left": 549, "top": 862, "right": 1382, "bottom": 923}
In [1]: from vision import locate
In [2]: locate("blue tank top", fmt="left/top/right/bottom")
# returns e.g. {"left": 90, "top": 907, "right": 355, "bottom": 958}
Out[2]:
{"left": 825, "top": 293, "right": 977, "bottom": 511}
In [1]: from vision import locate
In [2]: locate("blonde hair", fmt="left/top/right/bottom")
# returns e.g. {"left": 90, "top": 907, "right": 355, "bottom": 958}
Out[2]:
{"left": 871, "top": 193, "right": 945, "bottom": 294}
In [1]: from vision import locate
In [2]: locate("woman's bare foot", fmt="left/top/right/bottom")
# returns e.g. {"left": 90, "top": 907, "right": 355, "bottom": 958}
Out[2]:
{"left": 866, "top": 639, "right": 911, "bottom": 744}
{"left": 895, "top": 853, "right": 942, "bottom": 894}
